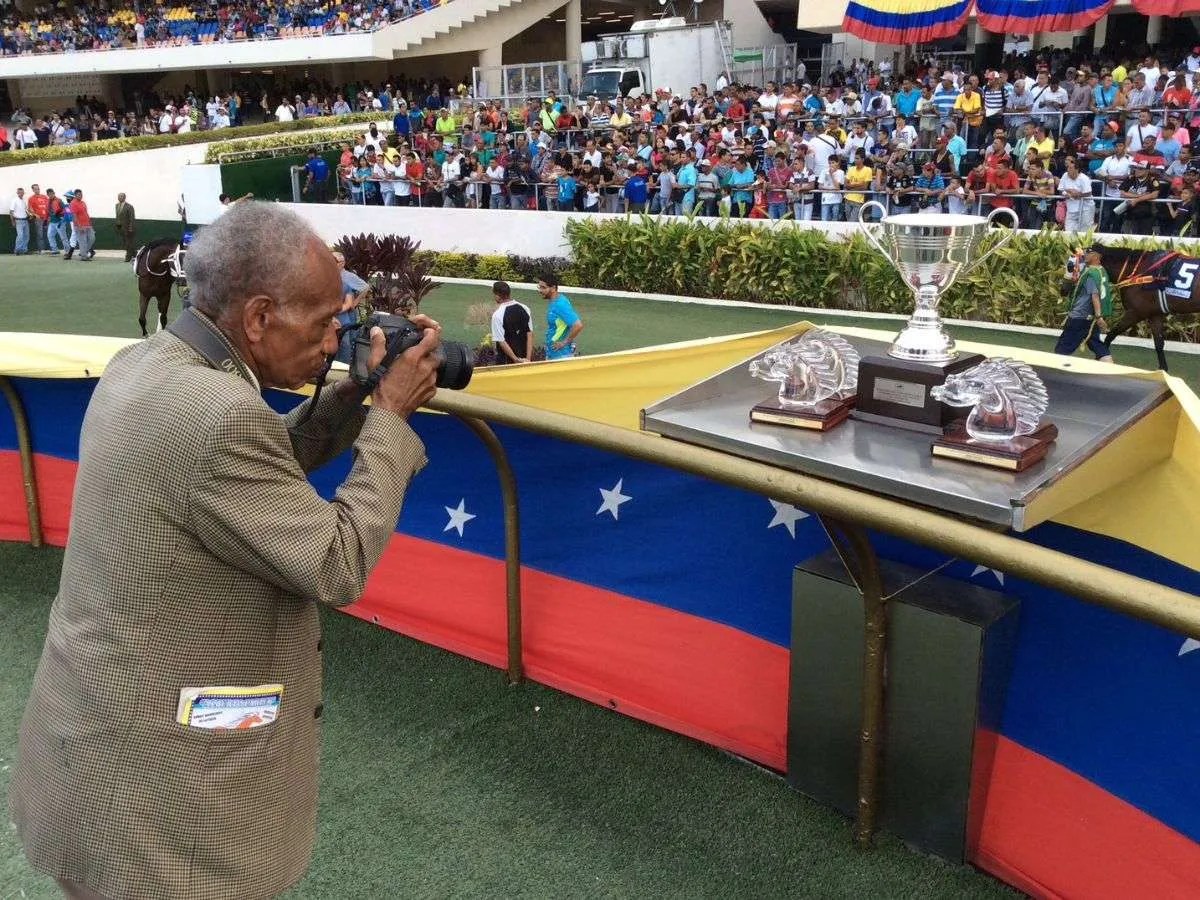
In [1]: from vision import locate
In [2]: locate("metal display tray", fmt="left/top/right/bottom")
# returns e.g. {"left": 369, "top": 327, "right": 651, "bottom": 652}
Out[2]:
{"left": 640, "top": 334, "right": 1171, "bottom": 531}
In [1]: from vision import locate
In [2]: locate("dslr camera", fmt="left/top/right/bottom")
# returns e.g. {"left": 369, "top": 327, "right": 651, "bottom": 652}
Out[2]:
{"left": 350, "top": 313, "right": 473, "bottom": 391}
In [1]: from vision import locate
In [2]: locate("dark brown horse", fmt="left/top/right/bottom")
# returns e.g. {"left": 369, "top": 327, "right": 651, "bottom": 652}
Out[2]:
{"left": 1096, "top": 245, "right": 1200, "bottom": 371}
{"left": 133, "top": 238, "right": 184, "bottom": 337}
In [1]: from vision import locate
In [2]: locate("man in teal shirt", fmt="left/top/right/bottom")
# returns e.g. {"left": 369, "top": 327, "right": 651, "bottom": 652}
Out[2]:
{"left": 539, "top": 274, "right": 583, "bottom": 359}
{"left": 728, "top": 155, "right": 758, "bottom": 217}
{"left": 676, "top": 152, "right": 699, "bottom": 214}
{"left": 1088, "top": 124, "right": 1117, "bottom": 174}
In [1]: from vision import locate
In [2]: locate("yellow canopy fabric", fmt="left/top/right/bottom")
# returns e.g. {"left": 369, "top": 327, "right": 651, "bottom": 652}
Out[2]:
{"left": 1, "top": 326, "right": 1197, "bottom": 571}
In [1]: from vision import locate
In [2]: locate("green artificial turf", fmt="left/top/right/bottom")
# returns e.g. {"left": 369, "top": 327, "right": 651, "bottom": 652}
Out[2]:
{"left": 0, "top": 545, "right": 1015, "bottom": 899}
{"left": 1, "top": 255, "right": 1197, "bottom": 392}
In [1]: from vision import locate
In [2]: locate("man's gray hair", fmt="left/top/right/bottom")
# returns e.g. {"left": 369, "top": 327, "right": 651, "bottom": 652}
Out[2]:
{"left": 185, "top": 201, "right": 320, "bottom": 318}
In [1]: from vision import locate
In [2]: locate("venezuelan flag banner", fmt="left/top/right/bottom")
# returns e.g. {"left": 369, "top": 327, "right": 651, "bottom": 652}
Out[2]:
{"left": 842, "top": 0, "right": 971, "bottom": 45}
{"left": 1131, "top": 0, "right": 1200, "bottom": 13}
{"left": 975, "top": 0, "right": 1115, "bottom": 34}
{"left": 2, "top": 328, "right": 1200, "bottom": 896}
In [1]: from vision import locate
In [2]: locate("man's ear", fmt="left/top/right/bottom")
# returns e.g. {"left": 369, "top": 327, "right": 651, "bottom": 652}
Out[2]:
{"left": 241, "top": 295, "right": 274, "bottom": 345}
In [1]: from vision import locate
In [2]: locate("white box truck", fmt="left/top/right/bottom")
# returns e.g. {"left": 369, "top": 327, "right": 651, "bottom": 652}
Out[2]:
{"left": 578, "top": 18, "right": 730, "bottom": 101}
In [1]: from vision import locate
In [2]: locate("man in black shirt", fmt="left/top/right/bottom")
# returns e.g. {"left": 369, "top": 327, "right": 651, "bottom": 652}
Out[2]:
{"left": 490, "top": 281, "right": 533, "bottom": 364}
{"left": 1119, "top": 163, "right": 1161, "bottom": 234}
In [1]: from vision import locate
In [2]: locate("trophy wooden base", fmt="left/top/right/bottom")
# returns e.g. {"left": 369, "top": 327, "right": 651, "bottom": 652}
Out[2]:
{"left": 932, "top": 422, "right": 1059, "bottom": 472}
{"left": 854, "top": 353, "right": 985, "bottom": 433}
{"left": 751, "top": 396, "right": 855, "bottom": 432}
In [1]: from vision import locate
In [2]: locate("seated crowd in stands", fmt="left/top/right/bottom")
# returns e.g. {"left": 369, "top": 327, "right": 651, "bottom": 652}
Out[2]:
{"left": 7, "top": 40, "right": 1200, "bottom": 235}
{"left": 0, "top": 0, "right": 437, "bottom": 54}
{"left": 284, "top": 42, "right": 1200, "bottom": 236}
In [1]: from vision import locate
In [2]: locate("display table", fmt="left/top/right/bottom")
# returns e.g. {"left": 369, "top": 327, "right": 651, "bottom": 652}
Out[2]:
{"left": 642, "top": 334, "right": 1171, "bottom": 531}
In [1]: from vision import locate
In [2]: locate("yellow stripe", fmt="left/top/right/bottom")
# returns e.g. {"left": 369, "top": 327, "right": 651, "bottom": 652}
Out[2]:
{"left": 850, "top": 0, "right": 965, "bottom": 15}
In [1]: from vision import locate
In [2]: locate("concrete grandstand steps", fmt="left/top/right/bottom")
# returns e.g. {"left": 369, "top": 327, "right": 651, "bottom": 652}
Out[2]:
{"left": 380, "top": 0, "right": 564, "bottom": 58}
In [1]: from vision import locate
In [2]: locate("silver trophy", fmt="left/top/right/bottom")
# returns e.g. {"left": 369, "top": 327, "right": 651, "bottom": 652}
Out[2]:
{"left": 857, "top": 204, "right": 1018, "bottom": 363}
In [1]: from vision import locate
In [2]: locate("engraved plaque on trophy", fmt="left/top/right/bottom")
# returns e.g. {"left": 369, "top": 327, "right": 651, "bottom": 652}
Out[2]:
{"left": 749, "top": 329, "right": 860, "bottom": 432}
{"left": 930, "top": 358, "right": 1058, "bottom": 472}
{"left": 853, "top": 204, "right": 1019, "bottom": 433}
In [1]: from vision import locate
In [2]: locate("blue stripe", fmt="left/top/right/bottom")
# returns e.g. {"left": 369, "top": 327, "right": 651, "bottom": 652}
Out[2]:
{"left": 975, "top": 0, "right": 1111, "bottom": 25}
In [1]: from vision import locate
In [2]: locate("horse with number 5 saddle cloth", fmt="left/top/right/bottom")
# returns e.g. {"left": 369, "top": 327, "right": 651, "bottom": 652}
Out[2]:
{"left": 1086, "top": 245, "right": 1200, "bottom": 371}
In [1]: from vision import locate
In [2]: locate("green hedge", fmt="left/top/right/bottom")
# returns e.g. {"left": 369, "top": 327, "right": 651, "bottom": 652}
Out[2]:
{"left": 563, "top": 217, "right": 1199, "bottom": 341}
{"left": 0, "top": 112, "right": 382, "bottom": 168}
{"left": 420, "top": 252, "right": 576, "bottom": 285}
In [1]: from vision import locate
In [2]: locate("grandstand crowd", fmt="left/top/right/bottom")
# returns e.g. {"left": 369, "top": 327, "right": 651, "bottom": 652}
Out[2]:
{"left": 0, "top": 0, "right": 435, "bottom": 54}
{"left": 7, "top": 35, "right": 1200, "bottom": 234}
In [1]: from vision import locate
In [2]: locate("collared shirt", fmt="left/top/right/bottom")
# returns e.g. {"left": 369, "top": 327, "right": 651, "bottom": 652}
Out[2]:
{"left": 10, "top": 196, "right": 28, "bottom": 218}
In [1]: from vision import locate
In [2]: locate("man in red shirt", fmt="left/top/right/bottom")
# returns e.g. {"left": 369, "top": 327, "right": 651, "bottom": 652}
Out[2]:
{"left": 25, "top": 183, "right": 49, "bottom": 254}
{"left": 984, "top": 157, "right": 1020, "bottom": 212}
{"left": 1133, "top": 135, "right": 1166, "bottom": 169}
{"left": 67, "top": 188, "right": 95, "bottom": 261}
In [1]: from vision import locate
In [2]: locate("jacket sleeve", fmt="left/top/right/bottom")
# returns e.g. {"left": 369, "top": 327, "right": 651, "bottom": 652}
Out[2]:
{"left": 283, "top": 382, "right": 368, "bottom": 473}
{"left": 188, "top": 398, "right": 426, "bottom": 607}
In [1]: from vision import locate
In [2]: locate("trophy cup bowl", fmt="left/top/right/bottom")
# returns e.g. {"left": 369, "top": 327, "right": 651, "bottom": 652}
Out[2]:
{"left": 852, "top": 204, "right": 1019, "bottom": 431}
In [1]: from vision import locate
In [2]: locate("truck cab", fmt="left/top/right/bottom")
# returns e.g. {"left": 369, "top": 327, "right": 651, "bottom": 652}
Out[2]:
{"left": 579, "top": 66, "right": 646, "bottom": 101}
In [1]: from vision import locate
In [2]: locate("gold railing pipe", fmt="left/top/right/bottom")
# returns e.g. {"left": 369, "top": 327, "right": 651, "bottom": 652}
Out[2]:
{"left": 0, "top": 376, "right": 43, "bottom": 548}
{"left": 454, "top": 415, "right": 524, "bottom": 685}
{"left": 428, "top": 390, "right": 1200, "bottom": 640}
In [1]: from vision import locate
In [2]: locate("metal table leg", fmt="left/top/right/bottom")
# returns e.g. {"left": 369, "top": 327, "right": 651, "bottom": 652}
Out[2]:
{"left": 0, "top": 376, "right": 43, "bottom": 548}
{"left": 818, "top": 514, "right": 885, "bottom": 846}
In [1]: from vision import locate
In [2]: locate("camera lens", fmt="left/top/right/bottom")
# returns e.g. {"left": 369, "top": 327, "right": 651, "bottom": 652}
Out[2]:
{"left": 436, "top": 341, "right": 474, "bottom": 390}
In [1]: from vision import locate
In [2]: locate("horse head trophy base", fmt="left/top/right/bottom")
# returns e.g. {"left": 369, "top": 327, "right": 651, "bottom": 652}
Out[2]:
{"left": 748, "top": 329, "right": 861, "bottom": 432}
{"left": 930, "top": 358, "right": 1058, "bottom": 473}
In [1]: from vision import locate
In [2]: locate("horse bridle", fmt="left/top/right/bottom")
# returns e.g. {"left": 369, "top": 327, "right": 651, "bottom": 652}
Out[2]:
{"left": 136, "top": 242, "right": 186, "bottom": 279}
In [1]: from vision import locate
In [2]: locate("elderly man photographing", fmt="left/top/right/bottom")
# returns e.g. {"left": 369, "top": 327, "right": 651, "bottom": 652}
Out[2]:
{"left": 9, "top": 203, "right": 441, "bottom": 900}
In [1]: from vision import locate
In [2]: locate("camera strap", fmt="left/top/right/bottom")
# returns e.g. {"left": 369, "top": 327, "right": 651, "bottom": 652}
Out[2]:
{"left": 167, "top": 307, "right": 257, "bottom": 389}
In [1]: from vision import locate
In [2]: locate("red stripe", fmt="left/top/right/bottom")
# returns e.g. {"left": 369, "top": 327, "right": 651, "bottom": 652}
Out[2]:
{"left": 0, "top": 451, "right": 74, "bottom": 546}
{"left": 350, "top": 533, "right": 790, "bottom": 768}
{"left": 975, "top": 8, "right": 1112, "bottom": 34}
{"left": 841, "top": 19, "right": 962, "bottom": 45}
{"left": 973, "top": 734, "right": 1200, "bottom": 898}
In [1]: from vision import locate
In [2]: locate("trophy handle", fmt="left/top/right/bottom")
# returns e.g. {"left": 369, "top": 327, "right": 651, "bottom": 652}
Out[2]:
{"left": 966, "top": 207, "right": 1020, "bottom": 272}
{"left": 858, "top": 201, "right": 888, "bottom": 257}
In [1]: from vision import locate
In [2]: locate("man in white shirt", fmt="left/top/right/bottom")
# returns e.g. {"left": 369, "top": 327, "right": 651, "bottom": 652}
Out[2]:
{"left": 134, "top": 20, "right": 145, "bottom": 46}
{"left": 159, "top": 107, "right": 174, "bottom": 133}
{"left": 374, "top": 156, "right": 396, "bottom": 206}
{"left": 1096, "top": 140, "right": 1132, "bottom": 231}
{"left": 1031, "top": 76, "right": 1068, "bottom": 135}
{"left": 1187, "top": 46, "right": 1200, "bottom": 76}
{"left": 485, "top": 160, "right": 505, "bottom": 209}
{"left": 211, "top": 107, "right": 231, "bottom": 129}
{"left": 14, "top": 124, "right": 36, "bottom": 149}
{"left": 808, "top": 126, "right": 843, "bottom": 177}
{"left": 892, "top": 115, "right": 918, "bottom": 149}
{"left": 173, "top": 107, "right": 191, "bottom": 133}
{"left": 758, "top": 83, "right": 780, "bottom": 121}
{"left": 395, "top": 152, "right": 415, "bottom": 205}
{"left": 490, "top": 281, "right": 533, "bottom": 364}
{"left": 1058, "top": 156, "right": 1095, "bottom": 232}
{"left": 275, "top": 100, "right": 295, "bottom": 123}
{"left": 1126, "top": 110, "right": 1160, "bottom": 153}
{"left": 581, "top": 139, "right": 603, "bottom": 168}
{"left": 10, "top": 187, "right": 29, "bottom": 254}
{"left": 844, "top": 121, "right": 874, "bottom": 158}
{"left": 441, "top": 150, "right": 465, "bottom": 207}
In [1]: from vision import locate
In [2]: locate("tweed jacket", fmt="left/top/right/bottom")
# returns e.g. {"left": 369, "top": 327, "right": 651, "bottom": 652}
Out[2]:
{"left": 8, "top": 325, "right": 426, "bottom": 899}
{"left": 114, "top": 200, "right": 135, "bottom": 234}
